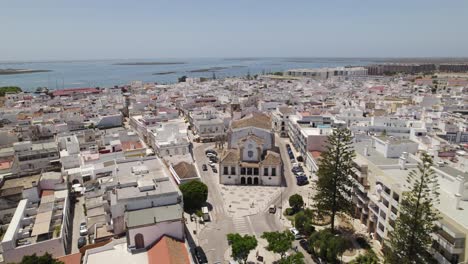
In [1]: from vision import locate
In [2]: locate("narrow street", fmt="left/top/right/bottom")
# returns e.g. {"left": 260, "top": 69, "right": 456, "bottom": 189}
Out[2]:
{"left": 70, "top": 195, "right": 85, "bottom": 254}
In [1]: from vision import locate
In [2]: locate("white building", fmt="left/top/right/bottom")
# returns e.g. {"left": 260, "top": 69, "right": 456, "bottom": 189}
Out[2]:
{"left": 1, "top": 191, "right": 71, "bottom": 263}
{"left": 349, "top": 136, "right": 468, "bottom": 264}
{"left": 285, "top": 67, "right": 368, "bottom": 79}
{"left": 220, "top": 113, "right": 282, "bottom": 186}
{"left": 13, "top": 141, "right": 60, "bottom": 175}
{"left": 147, "top": 120, "right": 190, "bottom": 157}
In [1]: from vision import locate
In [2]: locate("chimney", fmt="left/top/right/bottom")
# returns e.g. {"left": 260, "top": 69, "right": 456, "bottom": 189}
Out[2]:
{"left": 455, "top": 193, "right": 462, "bottom": 210}
{"left": 456, "top": 175, "right": 466, "bottom": 200}
{"left": 399, "top": 156, "right": 407, "bottom": 170}
{"left": 402, "top": 152, "right": 408, "bottom": 159}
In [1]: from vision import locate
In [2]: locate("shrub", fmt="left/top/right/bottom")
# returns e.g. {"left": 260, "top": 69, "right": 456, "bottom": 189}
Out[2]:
{"left": 284, "top": 208, "right": 295, "bottom": 216}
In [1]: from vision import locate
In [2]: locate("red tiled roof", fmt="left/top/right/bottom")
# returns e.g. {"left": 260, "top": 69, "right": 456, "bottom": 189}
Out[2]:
{"left": 310, "top": 151, "right": 322, "bottom": 159}
{"left": 56, "top": 253, "right": 81, "bottom": 264}
{"left": 53, "top": 88, "right": 100, "bottom": 96}
{"left": 41, "top": 190, "right": 55, "bottom": 197}
{"left": 147, "top": 236, "right": 190, "bottom": 264}
{"left": 121, "top": 141, "right": 143, "bottom": 151}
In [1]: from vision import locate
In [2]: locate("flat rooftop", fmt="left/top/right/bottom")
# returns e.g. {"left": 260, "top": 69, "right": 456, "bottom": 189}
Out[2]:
{"left": 113, "top": 158, "right": 180, "bottom": 201}
{"left": 353, "top": 139, "right": 418, "bottom": 166}
{"left": 0, "top": 174, "right": 41, "bottom": 193}
{"left": 437, "top": 190, "right": 468, "bottom": 230}
{"left": 125, "top": 204, "right": 183, "bottom": 228}
{"left": 374, "top": 135, "right": 415, "bottom": 144}
{"left": 435, "top": 166, "right": 468, "bottom": 180}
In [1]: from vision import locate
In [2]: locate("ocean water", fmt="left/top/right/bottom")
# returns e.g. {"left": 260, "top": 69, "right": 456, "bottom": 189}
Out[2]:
{"left": 0, "top": 58, "right": 375, "bottom": 92}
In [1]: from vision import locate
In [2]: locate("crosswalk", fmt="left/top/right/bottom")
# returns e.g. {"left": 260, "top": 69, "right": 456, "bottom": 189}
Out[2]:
{"left": 232, "top": 216, "right": 253, "bottom": 235}
{"left": 213, "top": 204, "right": 224, "bottom": 215}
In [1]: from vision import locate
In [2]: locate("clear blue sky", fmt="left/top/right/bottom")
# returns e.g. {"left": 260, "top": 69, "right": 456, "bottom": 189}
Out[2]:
{"left": 1, "top": 0, "right": 468, "bottom": 61}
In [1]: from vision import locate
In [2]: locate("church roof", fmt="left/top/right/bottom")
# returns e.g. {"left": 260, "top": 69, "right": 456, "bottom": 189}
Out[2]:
{"left": 220, "top": 149, "right": 240, "bottom": 164}
{"left": 238, "top": 133, "right": 264, "bottom": 146}
{"left": 231, "top": 112, "right": 271, "bottom": 130}
{"left": 262, "top": 151, "right": 282, "bottom": 166}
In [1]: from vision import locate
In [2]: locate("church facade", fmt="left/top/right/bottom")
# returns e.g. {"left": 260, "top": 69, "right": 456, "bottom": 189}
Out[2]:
{"left": 219, "top": 113, "right": 282, "bottom": 186}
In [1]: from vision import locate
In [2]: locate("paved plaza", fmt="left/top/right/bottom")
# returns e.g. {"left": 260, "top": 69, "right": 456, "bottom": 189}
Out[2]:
{"left": 220, "top": 185, "right": 282, "bottom": 217}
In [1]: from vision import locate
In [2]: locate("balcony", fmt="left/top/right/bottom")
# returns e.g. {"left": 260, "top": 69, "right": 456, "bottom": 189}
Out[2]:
{"left": 430, "top": 249, "right": 453, "bottom": 264}
{"left": 389, "top": 211, "right": 397, "bottom": 221}
{"left": 369, "top": 203, "right": 379, "bottom": 215}
{"left": 376, "top": 225, "right": 386, "bottom": 238}
{"left": 362, "top": 207, "right": 369, "bottom": 215}
{"left": 431, "top": 233, "right": 464, "bottom": 255}
{"left": 381, "top": 190, "right": 392, "bottom": 203}
{"left": 356, "top": 191, "right": 369, "bottom": 204}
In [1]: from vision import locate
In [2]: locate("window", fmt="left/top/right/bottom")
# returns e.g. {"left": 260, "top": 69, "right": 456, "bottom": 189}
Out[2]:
{"left": 264, "top": 168, "right": 269, "bottom": 176}
{"left": 271, "top": 168, "right": 276, "bottom": 176}
{"left": 223, "top": 166, "right": 229, "bottom": 175}
{"left": 241, "top": 168, "right": 246, "bottom": 175}
{"left": 247, "top": 168, "right": 252, "bottom": 175}
{"left": 247, "top": 151, "right": 254, "bottom": 158}
{"left": 253, "top": 168, "right": 259, "bottom": 175}
{"left": 231, "top": 167, "right": 236, "bottom": 175}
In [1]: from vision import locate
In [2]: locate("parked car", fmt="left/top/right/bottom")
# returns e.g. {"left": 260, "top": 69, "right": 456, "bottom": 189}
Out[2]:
{"left": 294, "top": 171, "right": 305, "bottom": 177}
{"left": 192, "top": 246, "right": 208, "bottom": 264}
{"left": 209, "top": 156, "right": 218, "bottom": 163}
{"left": 289, "top": 227, "right": 303, "bottom": 240}
{"left": 206, "top": 153, "right": 216, "bottom": 158}
{"left": 296, "top": 176, "right": 309, "bottom": 186}
{"left": 299, "top": 239, "right": 313, "bottom": 254}
{"left": 269, "top": 205, "right": 276, "bottom": 214}
{"left": 205, "top": 149, "right": 217, "bottom": 155}
{"left": 212, "top": 167, "right": 218, "bottom": 173}
{"left": 77, "top": 237, "right": 87, "bottom": 248}
{"left": 202, "top": 164, "right": 208, "bottom": 171}
{"left": 79, "top": 221, "right": 88, "bottom": 236}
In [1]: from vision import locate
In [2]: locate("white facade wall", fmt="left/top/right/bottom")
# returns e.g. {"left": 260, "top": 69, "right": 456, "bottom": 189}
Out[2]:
{"left": 374, "top": 139, "right": 418, "bottom": 158}
{"left": 127, "top": 220, "right": 184, "bottom": 249}
{"left": 229, "top": 128, "right": 273, "bottom": 150}
{"left": 96, "top": 113, "right": 123, "bottom": 128}
{"left": 22, "top": 187, "right": 40, "bottom": 203}
{"left": 2, "top": 237, "right": 66, "bottom": 263}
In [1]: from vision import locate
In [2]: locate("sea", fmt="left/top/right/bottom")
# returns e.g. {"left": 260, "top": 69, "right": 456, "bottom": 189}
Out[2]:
{"left": 0, "top": 58, "right": 377, "bottom": 92}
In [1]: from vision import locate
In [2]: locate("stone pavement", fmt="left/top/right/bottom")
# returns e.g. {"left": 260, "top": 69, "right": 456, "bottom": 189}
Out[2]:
{"left": 221, "top": 185, "right": 281, "bottom": 217}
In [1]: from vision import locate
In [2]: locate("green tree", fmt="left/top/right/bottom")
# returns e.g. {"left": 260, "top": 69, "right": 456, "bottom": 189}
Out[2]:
{"left": 294, "top": 209, "right": 315, "bottom": 236}
{"left": 309, "top": 229, "right": 347, "bottom": 263}
{"left": 351, "top": 250, "right": 379, "bottom": 264}
{"left": 19, "top": 253, "right": 63, "bottom": 264}
{"left": 277, "top": 252, "right": 305, "bottom": 264}
{"left": 289, "top": 194, "right": 304, "bottom": 213}
{"left": 0, "top": 86, "right": 22, "bottom": 97}
{"left": 179, "top": 180, "right": 208, "bottom": 211}
{"left": 313, "top": 127, "right": 355, "bottom": 231}
{"left": 385, "top": 153, "right": 440, "bottom": 264}
{"left": 227, "top": 233, "right": 258, "bottom": 264}
{"left": 261, "top": 231, "right": 294, "bottom": 259}
{"left": 178, "top": 75, "right": 187, "bottom": 82}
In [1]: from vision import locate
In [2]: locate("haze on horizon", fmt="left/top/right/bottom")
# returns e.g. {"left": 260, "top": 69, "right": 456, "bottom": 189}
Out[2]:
{"left": 1, "top": 0, "right": 468, "bottom": 61}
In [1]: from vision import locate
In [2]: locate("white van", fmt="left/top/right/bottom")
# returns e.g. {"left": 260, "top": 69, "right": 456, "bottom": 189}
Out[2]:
{"left": 289, "top": 227, "right": 302, "bottom": 239}
{"left": 202, "top": 206, "right": 210, "bottom": 221}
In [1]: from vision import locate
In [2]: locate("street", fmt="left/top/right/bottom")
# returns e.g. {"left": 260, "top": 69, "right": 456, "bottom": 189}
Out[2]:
{"left": 191, "top": 135, "right": 317, "bottom": 263}
{"left": 70, "top": 195, "right": 85, "bottom": 254}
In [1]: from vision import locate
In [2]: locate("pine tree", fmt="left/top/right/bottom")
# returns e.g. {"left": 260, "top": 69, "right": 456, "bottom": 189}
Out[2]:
{"left": 313, "top": 127, "right": 355, "bottom": 232}
{"left": 385, "top": 153, "right": 440, "bottom": 264}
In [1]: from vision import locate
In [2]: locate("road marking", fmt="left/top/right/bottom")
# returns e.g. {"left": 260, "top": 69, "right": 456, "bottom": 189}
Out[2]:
{"left": 232, "top": 217, "right": 250, "bottom": 235}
